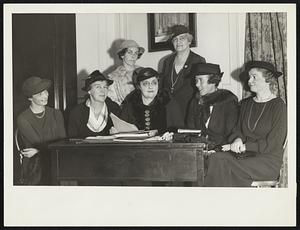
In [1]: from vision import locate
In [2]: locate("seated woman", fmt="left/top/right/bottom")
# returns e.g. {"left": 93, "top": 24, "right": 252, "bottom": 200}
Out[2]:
{"left": 120, "top": 67, "right": 184, "bottom": 135}
{"left": 187, "top": 63, "right": 239, "bottom": 149}
{"left": 108, "top": 39, "right": 145, "bottom": 105}
{"left": 68, "top": 70, "right": 121, "bottom": 138}
{"left": 204, "top": 61, "right": 287, "bottom": 187}
{"left": 17, "top": 76, "right": 66, "bottom": 185}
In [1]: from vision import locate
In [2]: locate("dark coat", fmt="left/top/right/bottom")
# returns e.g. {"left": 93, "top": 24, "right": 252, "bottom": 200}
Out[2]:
{"left": 17, "top": 106, "right": 66, "bottom": 185}
{"left": 120, "top": 90, "right": 184, "bottom": 134}
{"left": 161, "top": 51, "right": 206, "bottom": 124}
{"left": 68, "top": 97, "right": 121, "bottom": 138}
{"left": 187, "top": 89, "right": 239, "bottom": 148}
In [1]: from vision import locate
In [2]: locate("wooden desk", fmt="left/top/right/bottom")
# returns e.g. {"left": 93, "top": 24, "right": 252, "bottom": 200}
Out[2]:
{"left": 49, "top": 140, "right": 206, "bottom": 186}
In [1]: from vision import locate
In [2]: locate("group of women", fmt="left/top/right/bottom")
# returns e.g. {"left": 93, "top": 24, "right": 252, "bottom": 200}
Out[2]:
{"left": 16, "top": 24, "right": 287, "bottom": 187}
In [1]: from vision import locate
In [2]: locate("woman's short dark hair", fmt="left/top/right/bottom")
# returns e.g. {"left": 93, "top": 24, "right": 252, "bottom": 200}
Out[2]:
{"left": 118, "top": 48, "right": 143, "bottom": 60}
{"left": 207, "top": 74, "right": 222, "bottom": 87}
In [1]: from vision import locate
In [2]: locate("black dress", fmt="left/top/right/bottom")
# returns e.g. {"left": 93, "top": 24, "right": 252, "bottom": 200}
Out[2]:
{"left": 204, "top": 97, "right": 287, "bottom": 187}
{"left": 161, "top": 51, "right": 206, "bottom": 124}
{"left": 120, "top": 90, "right": 183, "bottom": 134}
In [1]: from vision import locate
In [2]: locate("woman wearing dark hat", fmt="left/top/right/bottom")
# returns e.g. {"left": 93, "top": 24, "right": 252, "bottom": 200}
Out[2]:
{"left": 107, "top": 39, "right": 145, "bottom": 105}
{"left": 204, "top": 61, "right": 287, "bottom": 187}
{"left": 68, "top": 70, "right": 121, "bottom": 138}
{"left": 161, "top": 24, "right": 206, "bottom": 125}
{"left": 187, "top": 63, "right": 239, "bottom": 149}
{"left": 120, "top": 67, "right": 183, "bottom": 134}
{"left": 16, "top": 76, "right": 66, "bottom": 185}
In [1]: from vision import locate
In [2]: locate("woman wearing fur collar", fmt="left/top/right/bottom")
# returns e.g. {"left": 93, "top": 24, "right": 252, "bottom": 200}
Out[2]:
{"left": 121, "top": 67, "right": 183, "bottom": 134}
{"left": 187, "top": 63, "right": 239, "bottom": 149}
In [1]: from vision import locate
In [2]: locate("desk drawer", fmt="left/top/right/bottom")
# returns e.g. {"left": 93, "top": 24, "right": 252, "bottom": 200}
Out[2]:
{"left": 55, "top": 147, "right": 198, "bottom": 182}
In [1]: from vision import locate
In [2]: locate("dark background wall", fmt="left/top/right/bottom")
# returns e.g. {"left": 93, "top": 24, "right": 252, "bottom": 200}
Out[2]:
{"left": 12, "top": 14, "right": 78, "bottom": 184}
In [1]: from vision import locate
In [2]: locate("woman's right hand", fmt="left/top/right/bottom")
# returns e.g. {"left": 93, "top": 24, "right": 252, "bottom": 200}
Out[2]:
{"left": 230, "top": 138, "right": 244, "bottom": 153}
{"left": 21, "top": 148, "right": 39, "bottom": 158}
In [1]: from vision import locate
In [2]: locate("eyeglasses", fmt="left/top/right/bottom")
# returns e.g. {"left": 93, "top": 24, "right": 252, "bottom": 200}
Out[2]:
{"left": 172, "top": 34, "right": 188, "bottom": 43}
{"left": 141, "top": 80, "right": 158, "bottom": 87}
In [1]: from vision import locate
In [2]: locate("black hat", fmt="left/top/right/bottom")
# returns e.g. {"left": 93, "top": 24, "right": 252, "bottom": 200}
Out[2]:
{"left": 82, "top": 70, "right": 113, "bottom": 91}
{"left": 191, "top": 63, "right": 224, "bottom": 78}
{"left": 22, "top": 76, "right": 52, "bottom": 97}
{"left": 245, "top": 61, "right": 282, "bottom": 78}
{"left": 134, "top": 67, "right": 160, "bottom": 85}
{"left": 169, "top": 24, "right": 190, "bottom": 41}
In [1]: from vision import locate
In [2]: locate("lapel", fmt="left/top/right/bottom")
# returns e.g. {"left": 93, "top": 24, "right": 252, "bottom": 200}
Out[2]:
{"left": 181, "top": 51, "right": 194, "bottom": 78}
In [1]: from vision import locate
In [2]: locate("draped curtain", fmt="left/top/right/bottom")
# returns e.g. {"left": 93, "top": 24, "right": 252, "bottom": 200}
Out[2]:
{"left": 244, "top": 13, "right": 288, "bottom": 187}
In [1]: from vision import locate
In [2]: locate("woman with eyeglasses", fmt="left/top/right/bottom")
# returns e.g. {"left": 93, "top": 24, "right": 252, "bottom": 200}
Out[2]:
{"left": 161, "top": 25, "right": 206, "bottom": 126}
{"left": 120, "top": 67, "right": 183, "bottom": 134}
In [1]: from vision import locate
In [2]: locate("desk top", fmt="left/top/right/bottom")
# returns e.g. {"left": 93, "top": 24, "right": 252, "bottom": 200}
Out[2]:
{"left": 49, "top": 139, "right": 206, "bottom": 149}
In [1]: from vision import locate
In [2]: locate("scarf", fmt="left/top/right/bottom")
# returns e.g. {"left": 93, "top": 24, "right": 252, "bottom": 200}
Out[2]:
{"left": 86, "top": 99, "right": 108, "bottom": 133}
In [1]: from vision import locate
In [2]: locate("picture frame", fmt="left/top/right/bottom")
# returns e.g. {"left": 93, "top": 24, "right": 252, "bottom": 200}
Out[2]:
{"left": 147, "top": 13, "right": 197, "bottom": 52}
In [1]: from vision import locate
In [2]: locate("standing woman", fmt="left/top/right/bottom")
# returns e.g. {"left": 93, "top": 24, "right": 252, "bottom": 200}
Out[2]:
{"left": 161, "top": 25, "right": 206, "bottom": 125}
{"left": 204, "top": 61, "right": 287, "bottom": 187}
{"left": 121, "top": 67, "right": 183, "bottom": 134}
{"left": 68, "top": 70, "right": 121, "bottom": 138}
{"left": 187, "top": 63, "right": 239, "bottom": 149}
{"left": 108, "top": 39, "right": 145, "bottom": 105}
{"left": 17, "top": 76, "right": 66, "bottom": 185}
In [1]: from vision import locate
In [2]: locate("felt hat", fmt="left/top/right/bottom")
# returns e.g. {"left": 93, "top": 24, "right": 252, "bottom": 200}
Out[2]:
{"left": 169, "top": 24, "right": 190, "bottom": 41}
{"left": 22, "top": 76, "right": 52, "bottom": 97}
{"left": 191, "top": 63, "right": 224, "bottom": 78}
{"left": 245, "top": 61, "right": 282, "bottom": 78}
{"left": 116, "top": 39, "right": 145, "bottom": 56}
{"left": 82, "top": 70, "right": 113, "bottom": 91}
{"left": 134, "top": 67, "right": 160, "bottom": 85}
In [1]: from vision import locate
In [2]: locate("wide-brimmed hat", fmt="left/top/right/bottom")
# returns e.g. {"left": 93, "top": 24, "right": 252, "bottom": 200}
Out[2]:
{"left": 116, "top": 39, "right": 145, "bottom": 56}
{"left": 22, "top": 76, "right": 52, "bottom": 97}
{"left": 191, "top": 63, "right": 224, "bottom": 78}
{"left": 169, "top": 24, "right": 190, "bottom": 41}
{"left": 134, "top": 67, "right": 160, "bottom": 85}
{"left": 82, "top": 70, "right": 113, "bottom": 91}
{"left": 245, "top": 61, "right": 282, "bottom": 78}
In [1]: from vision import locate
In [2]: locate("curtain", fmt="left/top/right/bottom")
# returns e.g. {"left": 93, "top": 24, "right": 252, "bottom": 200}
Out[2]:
{"left": 244, "top": 13, "right": 288, "bottom": 187}
{"left": 244, "top": 13, "right": 287, "bottom": 103}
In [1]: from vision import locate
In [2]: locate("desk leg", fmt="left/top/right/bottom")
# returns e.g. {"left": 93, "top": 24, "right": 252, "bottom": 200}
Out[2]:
{"left": 196, "top": 149, "right": 204, "bottom": 186}
{"left": 51, "top": 150, "right": 59, "bottom": 185}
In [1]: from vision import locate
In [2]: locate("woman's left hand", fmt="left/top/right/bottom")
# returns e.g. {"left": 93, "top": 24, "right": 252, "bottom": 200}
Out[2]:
{"left": 222, "top": 144, "right": 231, "bottom": 152}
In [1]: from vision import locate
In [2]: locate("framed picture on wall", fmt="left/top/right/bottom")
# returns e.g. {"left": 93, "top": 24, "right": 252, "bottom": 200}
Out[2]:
{"left": 147, "top": 13, "right": 197, "bottom": 52}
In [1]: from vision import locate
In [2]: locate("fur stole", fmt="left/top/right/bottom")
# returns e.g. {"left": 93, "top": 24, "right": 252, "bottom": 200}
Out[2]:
{"left": 196, "top": 89, "right": 237, "bottom": 125}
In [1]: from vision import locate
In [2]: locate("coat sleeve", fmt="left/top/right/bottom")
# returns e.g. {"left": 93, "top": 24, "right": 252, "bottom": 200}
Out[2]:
{"left": 17, "top": 115, "right": 41, "bottom": 148}
{"left": 228, "top": 100, "right": 247, "bottom": 143}
{"left": 166, "top": 98, "right": 185, "bottom": 130}
{"left": 245, "top": 100, "right": 287, "bottom": 155}
{"left": 224, "top": 99, "right": 239, "bottom": 141}
{"left": 119, "top": 101, "right": 136, "bottom": 125}
{"left": 186, "top": 99, "right": 197, "bottom": 129}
